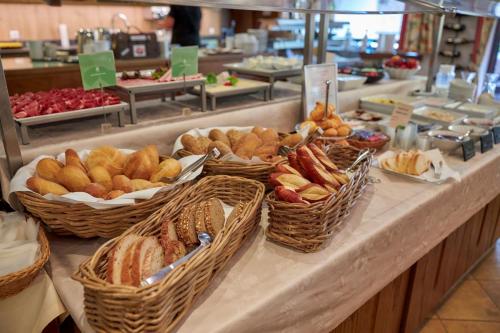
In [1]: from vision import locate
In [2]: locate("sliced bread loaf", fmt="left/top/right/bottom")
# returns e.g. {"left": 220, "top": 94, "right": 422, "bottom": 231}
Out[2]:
{"left": 106, "top": 234, "right": 141, "bottom": 284}
{"left": 130, "top": 236, "right": 161, "bottom": 287}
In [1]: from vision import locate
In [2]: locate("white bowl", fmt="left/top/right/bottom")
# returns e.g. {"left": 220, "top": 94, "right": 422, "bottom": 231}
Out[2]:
{"left": 383, "top": 65, "right": 421, "bottom": 80}
{"left": 428, "top": 130, "right": 471, "bottom": 153}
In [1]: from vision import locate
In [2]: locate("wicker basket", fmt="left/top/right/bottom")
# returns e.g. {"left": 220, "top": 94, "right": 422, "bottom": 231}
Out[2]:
{"left": 0, "top": 226, "right": 50, "bottom": 299}
{"left": 177, "top": 149, "right": 284, "bottom": 188}
{"left": 17, "top": 183, "right": 190, "bottom": 238}
{"left": 266, "top": 145, "right": 372, "bottom": 253}
{"left": 73, "top": 175, "right": 265, "bottom": 332}
{"left": 348, "top": 136, "right": 390, "bottom": 151}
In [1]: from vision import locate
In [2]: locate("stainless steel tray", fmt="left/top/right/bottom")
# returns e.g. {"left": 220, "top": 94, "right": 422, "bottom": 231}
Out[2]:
{"left": 116, "top": 78, "right": 205, "bottom": 94}
{"left": 412, "top": 106, "right": 467, "bottom": 126}
{"left": 223, "top": 63, "right": 302, "bottom": 78}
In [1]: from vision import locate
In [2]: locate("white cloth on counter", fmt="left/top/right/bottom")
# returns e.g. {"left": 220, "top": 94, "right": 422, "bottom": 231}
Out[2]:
{"left": 0, "top": 212, "right": 40, "bottom": 276}
{"left": 8, "top": 149, "right": 204, "bottom": 209}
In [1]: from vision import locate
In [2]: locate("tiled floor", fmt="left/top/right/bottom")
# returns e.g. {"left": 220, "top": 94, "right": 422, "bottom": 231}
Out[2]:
{"left": 419, "top": 240, "right": 500, "bottom": 333}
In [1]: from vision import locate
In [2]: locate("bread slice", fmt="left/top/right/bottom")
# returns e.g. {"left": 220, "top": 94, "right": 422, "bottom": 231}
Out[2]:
{"left": 142, "top": 243, "right": 164, "bottom": 280}
{"left": 205, "top": 198, "right": 225, "bottom": 238}
{"left": 130, "top": 236, "right": 160, "bottom": 287}
{"left": 163, "top": 240, "right": 187, "bottom": 265}
{"left": 176, "top": 207, "right": 198, "bottom": 246}
{"left": 120, "top": 237, "right": 145, "bottom": 286}
{"left": 226, "top": 202, "right": 244, "bottom": 227}
{"left": 160, "top": 218, "right": 178, "bottom": 248}
{"left": 106, "top": 234, "right": 141, "bottom": 284}
{"left": 410, "top": 153, "right": 430, "bottom": 176}
{"left": 194, "top": 202, "right": 207, "bottom": 234}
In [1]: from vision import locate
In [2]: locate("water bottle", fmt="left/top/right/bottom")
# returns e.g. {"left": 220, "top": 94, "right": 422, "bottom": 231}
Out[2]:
{"left": 435, "top": 65, "right": 455, "bottom": 97}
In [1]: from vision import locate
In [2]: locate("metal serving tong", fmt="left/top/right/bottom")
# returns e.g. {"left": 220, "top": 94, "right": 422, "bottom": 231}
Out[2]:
{"left": 334, "top": 149, "right": 371, "bottom": 179}
{"left": 278, "top": 127, "right": 324, "bottom": 156}
{"left": 161, "top": 148, "right": 220, "bottom": 183}
{"left": 141, "top": 232, "right": 213, "bottom": 287}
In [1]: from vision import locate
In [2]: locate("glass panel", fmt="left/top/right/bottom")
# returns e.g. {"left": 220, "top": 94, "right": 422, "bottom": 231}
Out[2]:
{"left": 415, "top": 0, "right": 500, "bottom": 17}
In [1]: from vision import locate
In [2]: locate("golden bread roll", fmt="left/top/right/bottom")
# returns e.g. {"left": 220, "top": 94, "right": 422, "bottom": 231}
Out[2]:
{"left": 227, "top": 129, "right": 245, "bottom": 149}
{"left": 208, "top": 129, "right": 230, "bottom": 147}
{"left": 26, "top": 176, "right": 68, "bottom": 196}
{"left": 251, "top": 126, "right": 266, "bottom": 137}
{"left": 143, "top": 145, "right": 159, "bottom": 171}
{"left": 130, "top": 179, "right": 158, "bottom": 191}
{"left": 197, "top": 137, "right": 212, "bottom": 154}
{"left": 259, "top": 128, "right": 279, "bottom": 145}
{"left": 56, "top": 165, "right": 91, "bottom": 192}
{"left": 299, "top": 120, "right": 318, "bottom": 133}
{"left": 85, "top": 146, "right": 126, "bottom": 176}
{"left": 318, "top": 119, "right": 335, "bottom": 130}
{"left": 324, "top": 128, "right": 338, "bottom": 137}
{"left": 150, "top": 158, "right": 182, "bottom": 182}
{"left": 181, "top": 134, "right": 205, "bottom": 154}
{"left": 208, "top": 141, "right": 232, "bottom": 156}
{"left": 36, "top": 158, "right": 63, "bottom": 183}
{"left": 337, "top": 125, "right": 351, "bottom": 137}
{"left": 280, "top": 133, "right": 303, "bottom": 148}
{"left": 112, "top": 175, "right": 133, "bottom": 193}
{"left": 106, "top": 190, "right": 125, "bottom": 200}
{"left": 123, "top": 151, "right": 155, "bottom": 180}
{"left": 234, "top": 133, "right": 262, "bottom": 160}
{"left": 254, "top": 144, "right": 278, "bottom": 161}
{"left": 88, "top": 166, "right": 113, "bottom": 191}
{"left": 84, "top": 183, "right": 107, "bottom": 198}
{"left": 65, "top": 149, "right": 86, "bottom": 172}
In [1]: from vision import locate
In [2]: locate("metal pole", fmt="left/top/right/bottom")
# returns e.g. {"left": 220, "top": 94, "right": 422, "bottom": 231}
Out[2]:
{"left": 317, "top": 13, "right": 329, "bottom": 64}
{"left": 303, "top": 13, "right": 315, "bottom": 65}
{"left": 0, "top": 56, "right": 23, "bottom": 177}
{"left": 426, "top": 13, "right": 445, "bottom": 92}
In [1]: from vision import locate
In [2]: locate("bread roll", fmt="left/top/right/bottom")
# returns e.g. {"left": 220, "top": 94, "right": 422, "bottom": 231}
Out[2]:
{"left": 106, "top": 190, "right": 125, "bottom": 200}
{"left": 337, "top": 125, "right": 351, "bottom": 137}
{"left": 56, "top": 165, "right": 91, "bottom": 192}
{"left": 197, "top": 137, "right": 212, "bottom": 154}
{"left": 84, "top": 183, "right": 107, "bottom": 198}
{"left": 181, "top": 134, "right": 205, "bottom": 154}
{"left": 208, "top": 129, "right": 230, "bottom": 147}
{"left": 227, "top": 129, "right": 245, "bottom": 149}
{"left": 143, "top": 145, "right": 159, "bottom": 171}
{"left": 280, "top": 133, "right": 303, "bottom": 148}
{"left": 150, "top": 158, "right": 182, "bottom": 182}
{"left": 251, "top": 126, "right": 266, "bottom": 137}
{"left": 112, "top": 175, "right": 133, "bottom": 193}
{"left": 36, "top": 158, "right": 63, "bottom": 183}
{"left": 259, "top": 128, "right": 279, "bottom": 145}
{"left": 123, "top": 151, "right": 155, "bottom": 180}
{"left": 254, "top": 144, "right": 278, "bottom": 161}
{"left": 324, "top": 128, "right": 338, "bottom": 137}
{"left": 65, "top": 149, "right": 86, "bottom": 172}
{"left": 208, "top": 141, "right": 232, "bottom": 156}
{"left": 130, "top": 179, "right": 159, "bottom": 191}
{"left": 26, "top": 176, "right": 69, "bottom": 196}
{"left": 234, "top": 133, "right": 262, "bottom": 160}
{"left": 86, "top": 146, "right": 126, "bottom": 176}
{"left": 88, "top": 166, "right": 113, "bottom": 191}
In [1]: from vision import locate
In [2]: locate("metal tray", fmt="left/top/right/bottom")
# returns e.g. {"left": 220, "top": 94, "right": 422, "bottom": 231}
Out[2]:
{"left": 360, "top": 94, "right": 426, "bottom": 115}
{"left": 223, "top": 63, "right": 302, "bottom": 78}
{"left": 116, "top": 78, "right": 205, "bottom": 94}
{"left": 412, "top": 106, "right": 467, "bottom": 126}
{"left": 443, "top": 102, "right": 498, "bottom": 119}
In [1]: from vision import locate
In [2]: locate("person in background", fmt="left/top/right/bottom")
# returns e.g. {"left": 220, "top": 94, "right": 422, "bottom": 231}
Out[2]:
{"left": 163, "top": 5, "right": 202, "bottom": 46}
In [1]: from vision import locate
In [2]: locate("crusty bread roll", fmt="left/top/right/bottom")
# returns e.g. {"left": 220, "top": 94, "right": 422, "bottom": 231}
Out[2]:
{"left": 181, "top": 134, "right": 205, "bottom": 154}
{"left": 280, "top": 133, "right": 303, "bottom": 148}
{"left": 234, "top": 133, "right": 262, "bottom": 160}
{"left": 227, "top": 129, "right": 245, "bottom": 149}
{"left": 150, "top": 158, "right": 182, "bottom": 182}
{"left": 259, "top": 128, "right": 279, "bottom": 145}
{"left": 143, "top": 145, "right": 159, "bottom": 171}
{"left": 26, "top": 176, "right": 69, "bottom": 196}
{"left": 56, "top": 165, "right": 91, "bottom": 192}
{"left": 36, "top": 158, "right": 63, "bottom": 183}
{"left": 251, "top": 126, "right": 265, "bottom": 137}
{"left": 197, "top": 137, "right": 212, "bottom": 154}
{"left": 84, "top": 183, "right": 107, "bottom": 198}
{"left": 208, "top": 141, "right": 232, "bottom": 156}
{"left": 105, "top": 190, "right": 125, "bottom": 200}
{"left": 130, "top": 179, "right": 161, "bottom": 191}
{"left": 88, "top": 166, "right": 113, "bottom": 191}
{"left": 65, "top": 149, "right": 86, "bottom": 172}
{"left": 86, "top": 146, "right": 126, "bottom": 177}
{"left": 208, "top": 129, "right": 231, "bottom": 147}
{"left": 112, "top": 175, "right": 133, "bottom": 193}
{"left": 124, "top": 151, "right": 155, "bottom": 180}
{"left": 254, "top": 144, "right": 278, "bottom": 161}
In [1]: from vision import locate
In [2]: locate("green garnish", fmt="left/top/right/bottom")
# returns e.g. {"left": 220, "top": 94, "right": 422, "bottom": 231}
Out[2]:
{"left": 206, "top": 73, "right": 217, "bottom": 84}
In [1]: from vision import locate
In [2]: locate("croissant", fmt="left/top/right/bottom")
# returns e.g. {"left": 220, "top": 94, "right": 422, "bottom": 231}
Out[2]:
{"left": 86, "top": 146, "right": 126, "bottom": 177}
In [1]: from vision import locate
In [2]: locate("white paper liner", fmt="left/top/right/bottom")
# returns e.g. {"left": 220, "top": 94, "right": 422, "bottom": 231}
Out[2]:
{"left": 374, "top": 149, "right": 460, "bottom": 184}
{"left": 173, "top": 126, "right": 309, "bottom": 165}
{"left": 9, "top": 149, "right": 204, "bottom": 209}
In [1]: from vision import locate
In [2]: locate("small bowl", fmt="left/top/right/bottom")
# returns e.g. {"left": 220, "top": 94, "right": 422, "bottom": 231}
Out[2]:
{"left": 383, "top": 65, "right": 421, "bottom": 80}
{"left": 427, "top": 130, "right": 471, "bottom": 153}
{"left": 448, "top": 124, "right": 488, "bottom": 142}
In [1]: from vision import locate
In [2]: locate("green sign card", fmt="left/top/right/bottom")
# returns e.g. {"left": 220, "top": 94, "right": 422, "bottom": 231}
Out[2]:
{"left": 171, "top": 46, "right": 199, "bottom": 78}
{"left": 78, "top": 51, "right": 117, "bottom": 90}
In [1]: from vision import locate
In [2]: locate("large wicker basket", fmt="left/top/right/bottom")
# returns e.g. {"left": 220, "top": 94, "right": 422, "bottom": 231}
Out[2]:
{"left": 73, "top": 175, "right": 265, "bottom": 332}
{"left": 17, "top": 183, "right": 190, "bottom": 238}
{"left": 177, "top": 149, "right": 284, "bottom": 188}
{"left": 266, "top": 145, "right": 372, "bottom": 253}
{"left": 0, "top": 226, "right": 50, "bottom": 298}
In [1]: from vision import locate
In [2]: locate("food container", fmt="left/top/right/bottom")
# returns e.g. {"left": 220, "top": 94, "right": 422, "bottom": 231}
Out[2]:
{"left": 337, "top": 74, "right": 367, "bottom": 91}
{"left": 266, "top": 145, "right": 372, "bottom": 253}
{"left": 74, "top": 175, "right": 265, "bottom": 333}
{"left": 383, "top": 65, "right": 421, "bottom": 79}
{"left": 360, "top": 94, "right": 425, "bottom": 115}
{"left": 444, "top": 102, "right": 498, "bottom": 119}
{"left": 448, "top": 124, "right": 488, "bottom": 142}
{"left": 428, "top": 130, "right": 471, "bottom": 153}
{"left": 412, "top": 106, "right": 466, "bottom": 126}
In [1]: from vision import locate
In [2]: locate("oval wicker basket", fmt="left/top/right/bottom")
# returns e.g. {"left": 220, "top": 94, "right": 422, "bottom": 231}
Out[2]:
{"left": 348, "top": 136, "right": 390, "bottom": 151}
{"left": 0, "top": 226, "right": 50, "bottom": 299}
{"left": 73, "top": 175, "right": 265, "bottom": 333}
{"left": 177, "top": 149, "right": 284, "bottom": 188}
{"left": 16, "top": 182, "right": 190, "bottom": 238}
{"left": 266, "top": 145, "right": 372, "bottom": 253}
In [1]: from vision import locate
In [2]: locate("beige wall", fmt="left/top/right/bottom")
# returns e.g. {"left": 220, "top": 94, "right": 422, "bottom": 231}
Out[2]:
{"left": 0, "top": 3, "right": 222, "bottom": 40}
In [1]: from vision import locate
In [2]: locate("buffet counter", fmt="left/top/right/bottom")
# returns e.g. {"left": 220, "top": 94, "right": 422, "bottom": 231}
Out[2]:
{"left": 45, "top": 144, "right": 500, "bottom": 333}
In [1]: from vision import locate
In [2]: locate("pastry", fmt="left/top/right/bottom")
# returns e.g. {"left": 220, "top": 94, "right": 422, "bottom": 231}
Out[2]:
{"left": 65, "top": 149, "right": 86, "bottom": 172}
{"left": 106, "top": 190, "right": 125, "bottom": 200}
{"left": 234, "top": 133, "right": 262, "bottom": 160}
{"left": 181, "top": 134, "right": 205, "bottom": 155}
{"left": 56, "top": 165, "right": 91, "bottom": 192}
{"left": 251, "top": 126, "right": 266, "bottom": 137}
{"left": 88, "top": 166, "right": 113, "bottom": 191}
{"left": 227, "top": 129, "right": 245, "bottom": 149}
{"left": 259, "top": 128, "right": 279, "bottom": 145}
{"left": 112, "top": 175, "right": 133, "bottom": 193}
{"left": 124, "top": 150, "right": 155, "bottom": 180}
{"left": 150, "top": 158, "right": 182, "bottom": 182}
{"left": 176, "top": 207, "right": 198, "bottom": 246}
{"left": 208, "top": 129, "right": 230, "bottom": 147}
{"left": 84, "top": 183, "right": 107, "bottom": 198}
{"left": 86, "top": 146, "right": 126, "bottom": 176}
{"left": 208, "top": 141, "right": 232, "bottom": 156}
{"left": 35, "top": 158, "right": 63, "bottom": 183}
{"left": 204, "top": 198, "right": 225, "bottom": 238}
{"left": 280, "top": 133, "right": 303, "bottom": 148}
{"left": 26, "top": 176, "right": 69, "bottom": 196}
{"left": 143, "top": 145, "right": 160, "bottom": 171}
